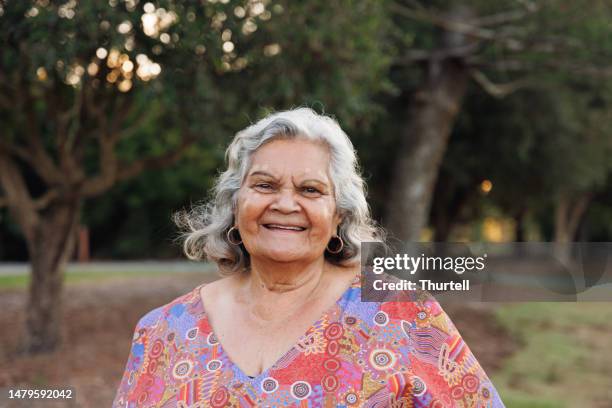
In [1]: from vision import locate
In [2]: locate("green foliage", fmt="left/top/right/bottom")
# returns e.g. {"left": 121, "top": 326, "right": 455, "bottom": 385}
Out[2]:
{"left": 0, "top": 0, "right": 389, "bottom": 146}
{"left": 384, "top": 0, "right": 612, "bottom": 240}
{"left": 82, "top": 141, "right": 221, "bottom": 258}
{"left": 2, "top": 0, "right": 612, "bottom": 257}
{"left": 0, "top": 0, "right": 391, "bottom": 258}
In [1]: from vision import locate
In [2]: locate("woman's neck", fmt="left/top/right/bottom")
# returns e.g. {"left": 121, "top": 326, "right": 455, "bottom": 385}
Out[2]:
{"left": 236, "top": 257, "right": 330, "bottom": 323}
{"left": 250, "top": 257, "right": 327, "bottom": 292}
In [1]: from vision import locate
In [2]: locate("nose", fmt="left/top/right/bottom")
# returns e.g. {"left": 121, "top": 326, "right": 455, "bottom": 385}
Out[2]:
{"left": 270, "top": 187, "right": 300, "bottom": 213}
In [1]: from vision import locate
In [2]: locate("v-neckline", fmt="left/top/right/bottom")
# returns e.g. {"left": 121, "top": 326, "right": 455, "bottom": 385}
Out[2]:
{"left": 193, "top": 273, "right": 361, "bottom": 383}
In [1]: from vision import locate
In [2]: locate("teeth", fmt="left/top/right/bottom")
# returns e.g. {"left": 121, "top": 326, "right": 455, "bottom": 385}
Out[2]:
{"left": 266, "top": 224, "right": 305, "bottom": 231}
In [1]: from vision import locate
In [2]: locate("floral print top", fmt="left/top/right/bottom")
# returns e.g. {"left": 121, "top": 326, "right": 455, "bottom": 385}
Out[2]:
{"left": 113, "top": 274, "right": 505, "bottom": 407}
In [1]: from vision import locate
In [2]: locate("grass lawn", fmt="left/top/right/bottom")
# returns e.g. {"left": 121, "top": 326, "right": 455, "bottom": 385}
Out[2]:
{"left": 491, "top": 302, "right": 612, "bottom": 407}
{"left": 0, "top": 270, "right": 201, "bottom": 289}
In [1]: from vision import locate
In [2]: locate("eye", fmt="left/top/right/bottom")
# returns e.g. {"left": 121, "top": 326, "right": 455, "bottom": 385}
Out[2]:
{"left": 254, "top": 183, "right": 273, "bottom": 191}
{"left": 302, "top": 186, "right": 322, "bottom": 195}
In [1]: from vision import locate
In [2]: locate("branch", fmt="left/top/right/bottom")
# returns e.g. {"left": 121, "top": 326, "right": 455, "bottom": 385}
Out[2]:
{"left": 567, "top": 193, "right": 593, "bottom": 237}
{"left": 110, "top": 103, "right": 157, "bottom": 144}
{"left": 470, "top": 56, "right": 612, "bottom": 81}
{"left": 403, "top": 4, "right": 590, "bottom": 59}
{"left": 117, "top": 135, "right": 198, "bottom": 181}
{"left": 78, "top": 95, "right": 141, "bottom": 197}
{"left": 56, "top": 86, "right": 89, "bottom": 185}
{"left": 470, "top": 69, "right": 532, "bottom": 98}
{"left": 110, "top": 97, "right": 134, "bottom": 132}
{"left": 57, "top": 82, "right": 86, "bottom": 160}
{"left": 472, "top": 5, "right": 539, "bottom": 27}
{"left": 547, "top": 62, "right": 612, "bottom": 78}
{"left": 14, "top": 85, "right": 65, "bottom": 186}
{"left": 81, "top": 133, "right": 200, "bottom": 198}
{"left": 390, "top": 3, "right": 497, "bottom": 41}
{"left": 80, "top": 134, "right": 118, "bottom": 198}
{"left": 0, "top": 149, "right": 40, "bottom": 241}
{"left": 32, "top": 189, "right": 61, "bottom": 211}
{"left": 0, "top": 139, "right": 34, "bottom": 164}
{"left": 396, "top": 42, "right": 480, "bottom": 65}
{"left": 390, "top": 3, "right": 542, "bottom": 54}
{"left": 84, "top": 83, "right": 109, "bottom": 132}
{"left": 515, "top": 0, "right": 540, "bottom": 14}
{"left": 0, "top": 135, "right": 68, "bottom": 194}
{"left": 468, "top": 57, "right": 530, "bottom": 72}
{"left": 23, "top": 132, "right": 65, "bottom": 186}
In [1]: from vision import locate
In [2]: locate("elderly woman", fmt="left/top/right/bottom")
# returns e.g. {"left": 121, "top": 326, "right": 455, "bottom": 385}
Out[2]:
{"left": 113, "top": 108, "right": 504, "bottom": 407}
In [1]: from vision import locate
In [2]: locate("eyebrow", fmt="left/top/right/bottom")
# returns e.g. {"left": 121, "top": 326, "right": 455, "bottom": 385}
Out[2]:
{"left": 248, "top": 170, "right": 278, "bottom": 179}
{"left": 301, "top": 179, "right": 329, "bottom": 187}
{"left": 248, "top": 171, "right": 330, "bottom": 186}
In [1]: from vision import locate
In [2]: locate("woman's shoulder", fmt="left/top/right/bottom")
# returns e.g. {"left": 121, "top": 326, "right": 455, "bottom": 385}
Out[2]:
{"left": 198, "top": 274, "right": 234, "bottom": 302}
{"left": 132, "top": 282, "right": 208, "bottom": 333}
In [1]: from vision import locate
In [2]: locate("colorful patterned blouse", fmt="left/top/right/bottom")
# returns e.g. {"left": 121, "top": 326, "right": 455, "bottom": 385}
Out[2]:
{"left": 113, "top": 274, "right": 505, "bottom": 407}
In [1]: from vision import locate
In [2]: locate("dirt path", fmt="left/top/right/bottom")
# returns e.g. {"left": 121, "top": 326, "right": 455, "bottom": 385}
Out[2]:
{"left": 0, "top": 274, "right": 516, "bottom": 407}
{"left": 441, "top": 301, "right": 518, "bottom": 373}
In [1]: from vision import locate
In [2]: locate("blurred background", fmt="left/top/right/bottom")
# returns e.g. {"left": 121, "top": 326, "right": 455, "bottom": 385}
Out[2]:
{"left": 0, "top": 0, "right": 611, "bottom": 406}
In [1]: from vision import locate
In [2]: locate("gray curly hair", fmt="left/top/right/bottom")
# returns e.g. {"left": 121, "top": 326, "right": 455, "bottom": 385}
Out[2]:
{"left": 174, "top": 107, "right": 386, "bottom": 275}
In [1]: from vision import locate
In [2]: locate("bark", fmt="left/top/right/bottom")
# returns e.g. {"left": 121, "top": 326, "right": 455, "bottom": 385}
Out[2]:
{"left": 1, "top": 73, "right": 200, "bottom": 354}
{"left": 0, "top": 148, "right": 80, "bottom": 354}
{"left": 553, "top": 192, "right": 592, "bottom": 266}
{"left": 433, "top": 204, "right": 453, "bottom": 242}
{"left": 0, "top": 151, "right": 40, "bottom": 243}
{"left": 1, "top": 129, "right": 197, "bottom": 354}
{"left": 515, "top": 206, "right": 527, "bottom": 242}
{"left": 21, "top": 197, "right": 80, "bottom": 353}
{"left": 431, "top": 178, "right": 474, "bottom": 242}
{"left": 554, "top": 192, "right": 592, "bottom": 243}
{"left": 385, "top": 7, "right": 474, "bottom": 242}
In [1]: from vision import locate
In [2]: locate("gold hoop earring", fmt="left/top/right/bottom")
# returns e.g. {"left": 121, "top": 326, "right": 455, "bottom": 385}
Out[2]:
{"left": 227, "top": 226, "right": 242, "bottom": 245}
{"left": 326, "top": 235, "right": 344, "bottom": 254}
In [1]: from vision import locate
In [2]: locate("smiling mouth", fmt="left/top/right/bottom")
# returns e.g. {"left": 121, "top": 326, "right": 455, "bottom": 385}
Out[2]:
{"left": 263, "top": 224, "right": 307, "bottom": 231}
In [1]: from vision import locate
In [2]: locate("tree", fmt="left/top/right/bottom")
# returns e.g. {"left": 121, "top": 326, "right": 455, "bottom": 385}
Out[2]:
{"left": 429, "top": 82, "right": 612, "bottom": 243}
{"left": 0, "top": 0, "right": 388, "bottom": 353}
{"left": 383, "top": 0, "right": 612, "bottom": 241}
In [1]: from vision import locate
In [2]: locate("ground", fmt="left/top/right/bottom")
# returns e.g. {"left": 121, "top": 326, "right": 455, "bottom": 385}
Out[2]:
{"left": 0, "top": 273, "right": 213, "bottom": 408}
{"left": 2, "top": 272, "right": 610, "bottom": 407}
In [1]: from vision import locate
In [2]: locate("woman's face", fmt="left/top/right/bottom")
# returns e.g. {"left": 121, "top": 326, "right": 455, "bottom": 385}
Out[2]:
{"left": 235, "top": 138, "right": 341, "bottom": 265}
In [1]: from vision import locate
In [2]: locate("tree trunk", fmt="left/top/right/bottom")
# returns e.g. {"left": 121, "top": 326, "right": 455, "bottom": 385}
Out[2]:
{"left": 433, "top": 205, "right": 452, "bottom": 242}
{"left": 385, "top": 7, "right": 474, "bottom": 242}
{"left": 554, "top": 192, "right": 592, "bottom": 243}
{"left": 385, "top": 65, "right": 470, "bottom": 242}
{"left": 432, "top": 181, "right": 473, "bottom": 242}
{"left": 515, "top": 206, "right": 527, "bottom": 242}
{"left": 553, "top": 192, "right": 591, "bottom": 265}
{"left": 20, "top": 197, "right": 80, "bottom": 354}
